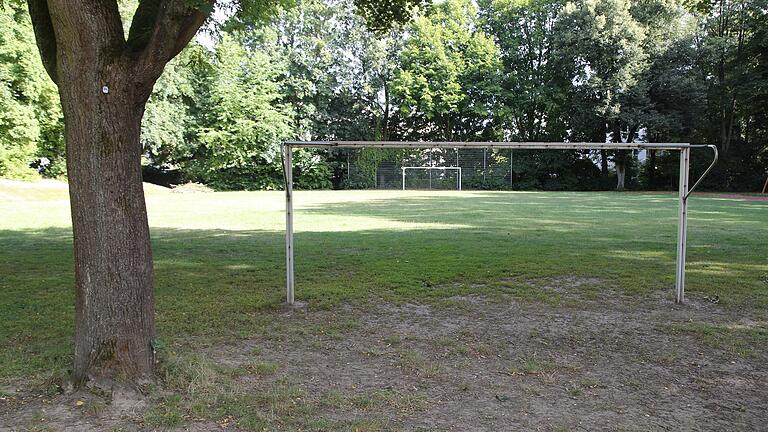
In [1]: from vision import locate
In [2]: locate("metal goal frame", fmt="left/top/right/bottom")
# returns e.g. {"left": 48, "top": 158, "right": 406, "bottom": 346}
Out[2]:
{"left": 401, "top": 166, "right": 462, "bottom": 190}
{"left": 282, "top": 141, "right": 718, "bottom": 306}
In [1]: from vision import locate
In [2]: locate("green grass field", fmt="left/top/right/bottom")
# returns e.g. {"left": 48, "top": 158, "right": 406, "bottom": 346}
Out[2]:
{"left": 1, "top": 180, "right": 767, "bottom": 386}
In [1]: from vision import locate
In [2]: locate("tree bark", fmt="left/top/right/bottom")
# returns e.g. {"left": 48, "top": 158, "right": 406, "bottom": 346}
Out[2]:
{"left": 600, "top": 149, "right": 609, "bottom": 181}
{"left": 612, "top": 123, "right": 633, "bottom": 191}
{"left": 49, "top": 10, "right": 155, "bottom": 384}
{"left": 615, "top": 156, "right": 626, "bottom": 191}
{"left": 65, "top": 78, "right": 156, "bottom": 384}
{"left": 25, "top": 0, "right": 210, "bottom": 385}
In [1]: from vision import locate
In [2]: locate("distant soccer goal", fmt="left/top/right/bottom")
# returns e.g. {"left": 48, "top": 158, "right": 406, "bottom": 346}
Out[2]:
{"left": 402, "top": 166, "right": 462, "bottom": 190}
{"left": 339, "top": 147, "right": 509, "bottom": 190}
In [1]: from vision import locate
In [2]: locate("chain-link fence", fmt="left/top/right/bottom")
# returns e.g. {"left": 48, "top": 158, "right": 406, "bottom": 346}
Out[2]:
{"left": 339, "top": 147, "right": 515, "bottom": 190}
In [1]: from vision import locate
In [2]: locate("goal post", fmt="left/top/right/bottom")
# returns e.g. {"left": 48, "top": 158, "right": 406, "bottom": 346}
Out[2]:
{"left": 402, "top": 166, "right": 462, "bottom": 190}
{"left": 282, "top": 141, "right": 718, "bottom": 306}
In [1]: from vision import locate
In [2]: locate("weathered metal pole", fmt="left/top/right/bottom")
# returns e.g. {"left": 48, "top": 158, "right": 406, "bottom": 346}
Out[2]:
{"left": 457, "top": 149, "right": 461, "bottom": 189}
{"left": 675, "top": 148, "right": 690, "bottom": 303}
{"left": 429, "top": 150, "right": 433, "bottom": 189}
{"left": 284, "top": 144, "right": 295, "bottom": 305}
{"left": 510, "top": 149, "right": 513, "bottom": 187}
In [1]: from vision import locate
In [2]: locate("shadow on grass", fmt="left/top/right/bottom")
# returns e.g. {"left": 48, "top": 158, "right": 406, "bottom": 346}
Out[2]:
{"left": 1, "top": 192, "right": 766, "bottom": 383}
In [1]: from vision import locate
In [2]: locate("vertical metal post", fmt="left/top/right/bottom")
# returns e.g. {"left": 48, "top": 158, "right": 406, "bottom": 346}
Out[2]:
{"left": 402, "top": 167, "right": 406, "bottom": 190}
{"left": 510, "top": 149, "right": 513, "bottom": 187}
{"left": 428, "top": 150, "right": 433, "bottom": 189}
{"left": 284, "top": 144, "right": 295, "bottom": 305}
{"left": 456, "top": 149, "right": 460, "bottom": 189}
{"left": 675, "top": 148, "right": 690, "bottom": 304}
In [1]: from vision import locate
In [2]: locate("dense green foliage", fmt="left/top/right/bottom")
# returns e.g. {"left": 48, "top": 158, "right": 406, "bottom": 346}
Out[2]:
{"left": 0, "top": 3, "right": 63, "bottom": 179}
{"left": 1, "top": 0, "right": 766, "bottom": 190}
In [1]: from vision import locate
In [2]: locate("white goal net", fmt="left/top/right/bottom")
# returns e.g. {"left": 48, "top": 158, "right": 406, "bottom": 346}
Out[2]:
{"left": 401, "top": 166, "right": 462, "bottom": 190}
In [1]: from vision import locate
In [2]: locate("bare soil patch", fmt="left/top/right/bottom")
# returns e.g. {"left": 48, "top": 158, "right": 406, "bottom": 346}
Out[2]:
{"left": 2, "top": 282, "right": 766, "bottom": 431}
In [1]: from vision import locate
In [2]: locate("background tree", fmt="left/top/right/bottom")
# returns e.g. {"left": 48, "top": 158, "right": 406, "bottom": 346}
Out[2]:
{"left": 393, "top": 0, "right": 501, "bottom": 142}
{"left": 7, "top": 0, "right": 765, "bottom": 194}
{"left": 388, "top": 0, "right": 502, "bottom": 187}
{"left": 140, "top": 48, "right": 198, "bottom": 178}
{"left": 479, "top": 0, "right": 567, "bottom": 141}
{"left": 690, "top": 0, "right": 768, "bottom": 189}
{"left": 479, "top": 0, "right": 602, "bottom": 190}
{"left": 632, "top": 0, "right": 704, "bottom": 188}
{"left": 0, "top": 2, "right": 62, "bottom": 178}
{"left": 189, "top": 33, "right": 294, "bottom": 189}
{"left": 553, "top": 0, "right": 648, "bottom": 190}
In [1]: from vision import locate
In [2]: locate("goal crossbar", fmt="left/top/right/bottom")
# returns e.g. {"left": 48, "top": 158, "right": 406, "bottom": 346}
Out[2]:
{"left": 284, "top": 140, "right": 693, "bottom": 150}
{"left": 281, "top": 141, "right": 719, "bottom": 306}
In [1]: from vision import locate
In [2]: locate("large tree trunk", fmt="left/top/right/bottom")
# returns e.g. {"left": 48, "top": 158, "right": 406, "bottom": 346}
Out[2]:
{"left": 614, "top": 147, "right": 630, "bottom": 191}
{"left": 600, "top": 149, "right": 609, "bottom": 183}
{"left": 27, "top": 0, "right": 208, "bottom": 386}
{"left": 60, "top": 52, "right": 155, "bottom": 385}
{"left": 615, "top": 160, "right": 626, "bottom": 191}
{"left": 612, "top": 123, "right": 632, "bottom": 191}
{"left": 30, "top": 1, "right": 162, "bottom": 385}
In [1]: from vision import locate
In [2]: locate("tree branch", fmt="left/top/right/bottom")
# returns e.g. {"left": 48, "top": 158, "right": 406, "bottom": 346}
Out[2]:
{"left": 134, "top": 0, "right": 213, "bottom": 96}
{"left": 27, "top": 0, "right": 58, "bottom": 83}
{"left": 45, "top": 0, "right": 127, "bottom": 66}
{"left": 127, "top": 0, "right": 162, "bottom": 52}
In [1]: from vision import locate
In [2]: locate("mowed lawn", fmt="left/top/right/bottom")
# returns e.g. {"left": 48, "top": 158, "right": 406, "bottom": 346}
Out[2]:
{"left": 1, "top": 180, "right": 767, "bottom": 385}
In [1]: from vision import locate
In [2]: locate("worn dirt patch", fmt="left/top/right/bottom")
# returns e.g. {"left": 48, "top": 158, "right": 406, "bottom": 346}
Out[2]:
{"left": 2, "top": 287, "right": 766, "bottom": 431}
{"left": 0, "top": 387, "right": 149, "bottom": 432}
{"left": 524, "top": 275, "right": 608, "bottom": 294}
{"left": 234, "top": 295, "right": 765, "bottom": 431}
